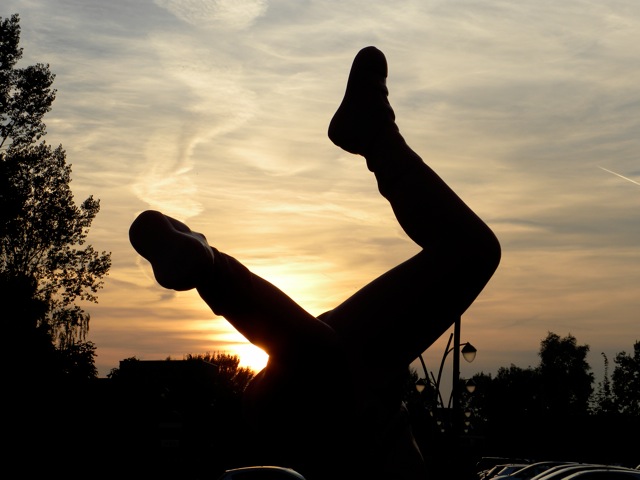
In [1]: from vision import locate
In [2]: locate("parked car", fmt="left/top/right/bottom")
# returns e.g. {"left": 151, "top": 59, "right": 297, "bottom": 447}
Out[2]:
{"left": 476, "top": 457, "right": 531, "bottom": 480}
{"left": 480, "top": 465, "right": 506, "bottom": 479}
{"left": 216, "top": 466, "right": 307, "bottom": 479}
{"left": 561, "top": 468, "right": 640, "bottom": 479}
{"left": 489, "top": 464, "right": 533, "bottom": 479}
{"left": 533, "top": 464, "right": 635, "bottom": 480}
{"left": 493, "top": 461, "right": 578, "bottom": 480}
{"left": 477, "top": 457, "right": 531, "bottom": 476}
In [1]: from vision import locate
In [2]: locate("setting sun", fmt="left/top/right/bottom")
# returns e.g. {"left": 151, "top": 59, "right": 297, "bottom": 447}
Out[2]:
{"left": 234, "top": 342, "right": 269, "bottom": 373}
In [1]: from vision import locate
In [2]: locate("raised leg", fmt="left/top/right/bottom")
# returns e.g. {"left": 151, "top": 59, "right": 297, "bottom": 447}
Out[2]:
{"left": 324, "top": 47, "right": 501, "bottom": 368}
{"left": 129, "top": 210, "right": 340, "bottom": 360}
{"left": 127, "top": 47, "right": 500, "bottom": 480}
{"left": 129, "top": 210, "right": 354, "bottom": 478}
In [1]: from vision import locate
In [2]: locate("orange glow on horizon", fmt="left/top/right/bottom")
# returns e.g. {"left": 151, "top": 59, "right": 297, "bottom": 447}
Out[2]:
{"left": 233, "top": 342, "right": 269, "bottom": 373}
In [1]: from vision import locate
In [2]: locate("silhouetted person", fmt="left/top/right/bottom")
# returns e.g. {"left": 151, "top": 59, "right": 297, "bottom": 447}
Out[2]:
{"left": 129, "top": 46, "right": 501, "bottom": 480}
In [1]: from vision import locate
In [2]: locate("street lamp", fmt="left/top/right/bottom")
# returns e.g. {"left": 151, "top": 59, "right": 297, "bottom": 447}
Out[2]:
{"left": 465, "top": 378, "right": 477, "bottom": 394}
{"left": 415, "top": 317, "right": 477, "bottom": 434}
{"left": 461, "top": 343, "right": 477, "bottom": 363}
{"left": 451, "top": 316, "right": 474, "bottom": 436}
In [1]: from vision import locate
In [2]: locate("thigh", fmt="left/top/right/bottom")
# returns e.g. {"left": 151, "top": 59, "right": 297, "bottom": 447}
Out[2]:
{"left": 321, "top": 249, "right": 483, "bottom": 369}
{"left": 201, "top": 249, "right": 342, "bottom": 359}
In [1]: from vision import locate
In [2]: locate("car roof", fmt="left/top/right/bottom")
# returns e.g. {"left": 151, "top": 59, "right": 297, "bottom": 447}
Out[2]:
{"left": 477, "top": 457, "right": 531, "bottom": 471}
{"left": 216, "top": 466, "right": 307, "bottom": 480}
{"left": 533, "top": 464, "right": 631, "bottom": 480}
{"left": 561, "top": 469, "right": 640, "bottom": 480}
{"left": 503, "top": 462, "right": 579, "bottom": 480}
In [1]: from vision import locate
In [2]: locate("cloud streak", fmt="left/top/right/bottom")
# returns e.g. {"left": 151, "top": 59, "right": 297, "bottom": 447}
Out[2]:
{"left": 155, "top": 0, "right": 268, "bottom": 30}
{"left": 4, "top": 0, "right": 639, "bottom": 380}
{"left": 599, "top": 166, "right": 640, "bottom": 187}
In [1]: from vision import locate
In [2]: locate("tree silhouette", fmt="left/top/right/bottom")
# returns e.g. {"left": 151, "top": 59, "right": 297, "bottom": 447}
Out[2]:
{"left": 1, "top": 13, "right": 110, "bottom": 380}
{"left": 591, "top": 352, "right": 616, "bottom": 415}
{"left": 538, "top": 332, "right": 594, "bottom": 416}
{"left": 611, "top": 340, "right": 640, "bottom": 415}
{"left": 410, "top": 334, "right": 636, "bottom": 465}
{"left": 0, "top": 15, "right": 55, "bottom": 149}
{"left": 103, "top": 354, "right": 257, "bottom": 478}
{"left": 184, "top": 351, "right": 256, "bottom": 395}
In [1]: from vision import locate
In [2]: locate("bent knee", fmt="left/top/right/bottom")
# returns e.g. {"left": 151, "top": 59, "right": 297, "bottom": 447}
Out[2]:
{"left": 443, "top": 224, "right": 501, "bottom": 279}
{"left": 477, "top": 227, "right": 501, "bottom": 276}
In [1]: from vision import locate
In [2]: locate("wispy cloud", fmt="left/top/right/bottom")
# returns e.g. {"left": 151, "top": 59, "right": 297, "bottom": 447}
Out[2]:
{"left": 4, "top": 0, "right": 639, "bottom": 379}
{"left": 154, "top": 0, "right": 268, "bottom": 30}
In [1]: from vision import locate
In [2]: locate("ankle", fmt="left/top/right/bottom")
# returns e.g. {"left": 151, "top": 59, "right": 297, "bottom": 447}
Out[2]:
{"left": 365, "top": 138, "right": 426, "bottom": 198}
{"left": 363, "top": 129, "right": 411, "bottom": 171}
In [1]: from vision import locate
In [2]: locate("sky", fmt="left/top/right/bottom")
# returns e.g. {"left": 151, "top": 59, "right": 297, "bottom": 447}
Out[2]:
{"left": 4, "top": 0, "right": 639, "bottom": 393}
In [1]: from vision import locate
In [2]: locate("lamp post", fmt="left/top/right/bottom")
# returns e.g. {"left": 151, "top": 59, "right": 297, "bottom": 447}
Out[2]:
{"left": 416, "top": 316, "right": 477, "bottom": 435}
{"left": 450, "top": 316, "right": 478, "bottom": 437}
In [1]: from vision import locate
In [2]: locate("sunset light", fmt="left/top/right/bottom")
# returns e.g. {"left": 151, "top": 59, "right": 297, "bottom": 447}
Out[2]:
{"left": 234, "top": 342, "right": 269, "bottom": 373}
{"left": 8, "top": 0, "right": 639, "bottom": 389}
{"left": 6, "top": 4, "right": 640, "bottom": 480}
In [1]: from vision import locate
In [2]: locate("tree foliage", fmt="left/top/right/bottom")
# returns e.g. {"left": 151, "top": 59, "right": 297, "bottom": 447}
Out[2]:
{"left": 461, "top": 332, "right": 596, "bottom": 424}
{"left": 591, "top": 352, "right": 617, "bottom": 415}
{"left": 1, "top": 14, "right": 110, "bottom": 378}
{"left": 408, "top": 332, "right": 639, "bottom": 469}
{"left": 485, "top": 364, "right": 544, "bottom": 419}
{"left": 0, "top": 14, "right": 56, "bottom": 150}
{"left": 538, "top": 332, "right": 594, "bottom": 415}
{"left": 611, "top": 341, "right": 640, "bottom": 415}
{"left": 456, "top": 334, "right": 638, "bottom": 428}
{"left": 184, "top": 351, "right": 256, "bottom": 395}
